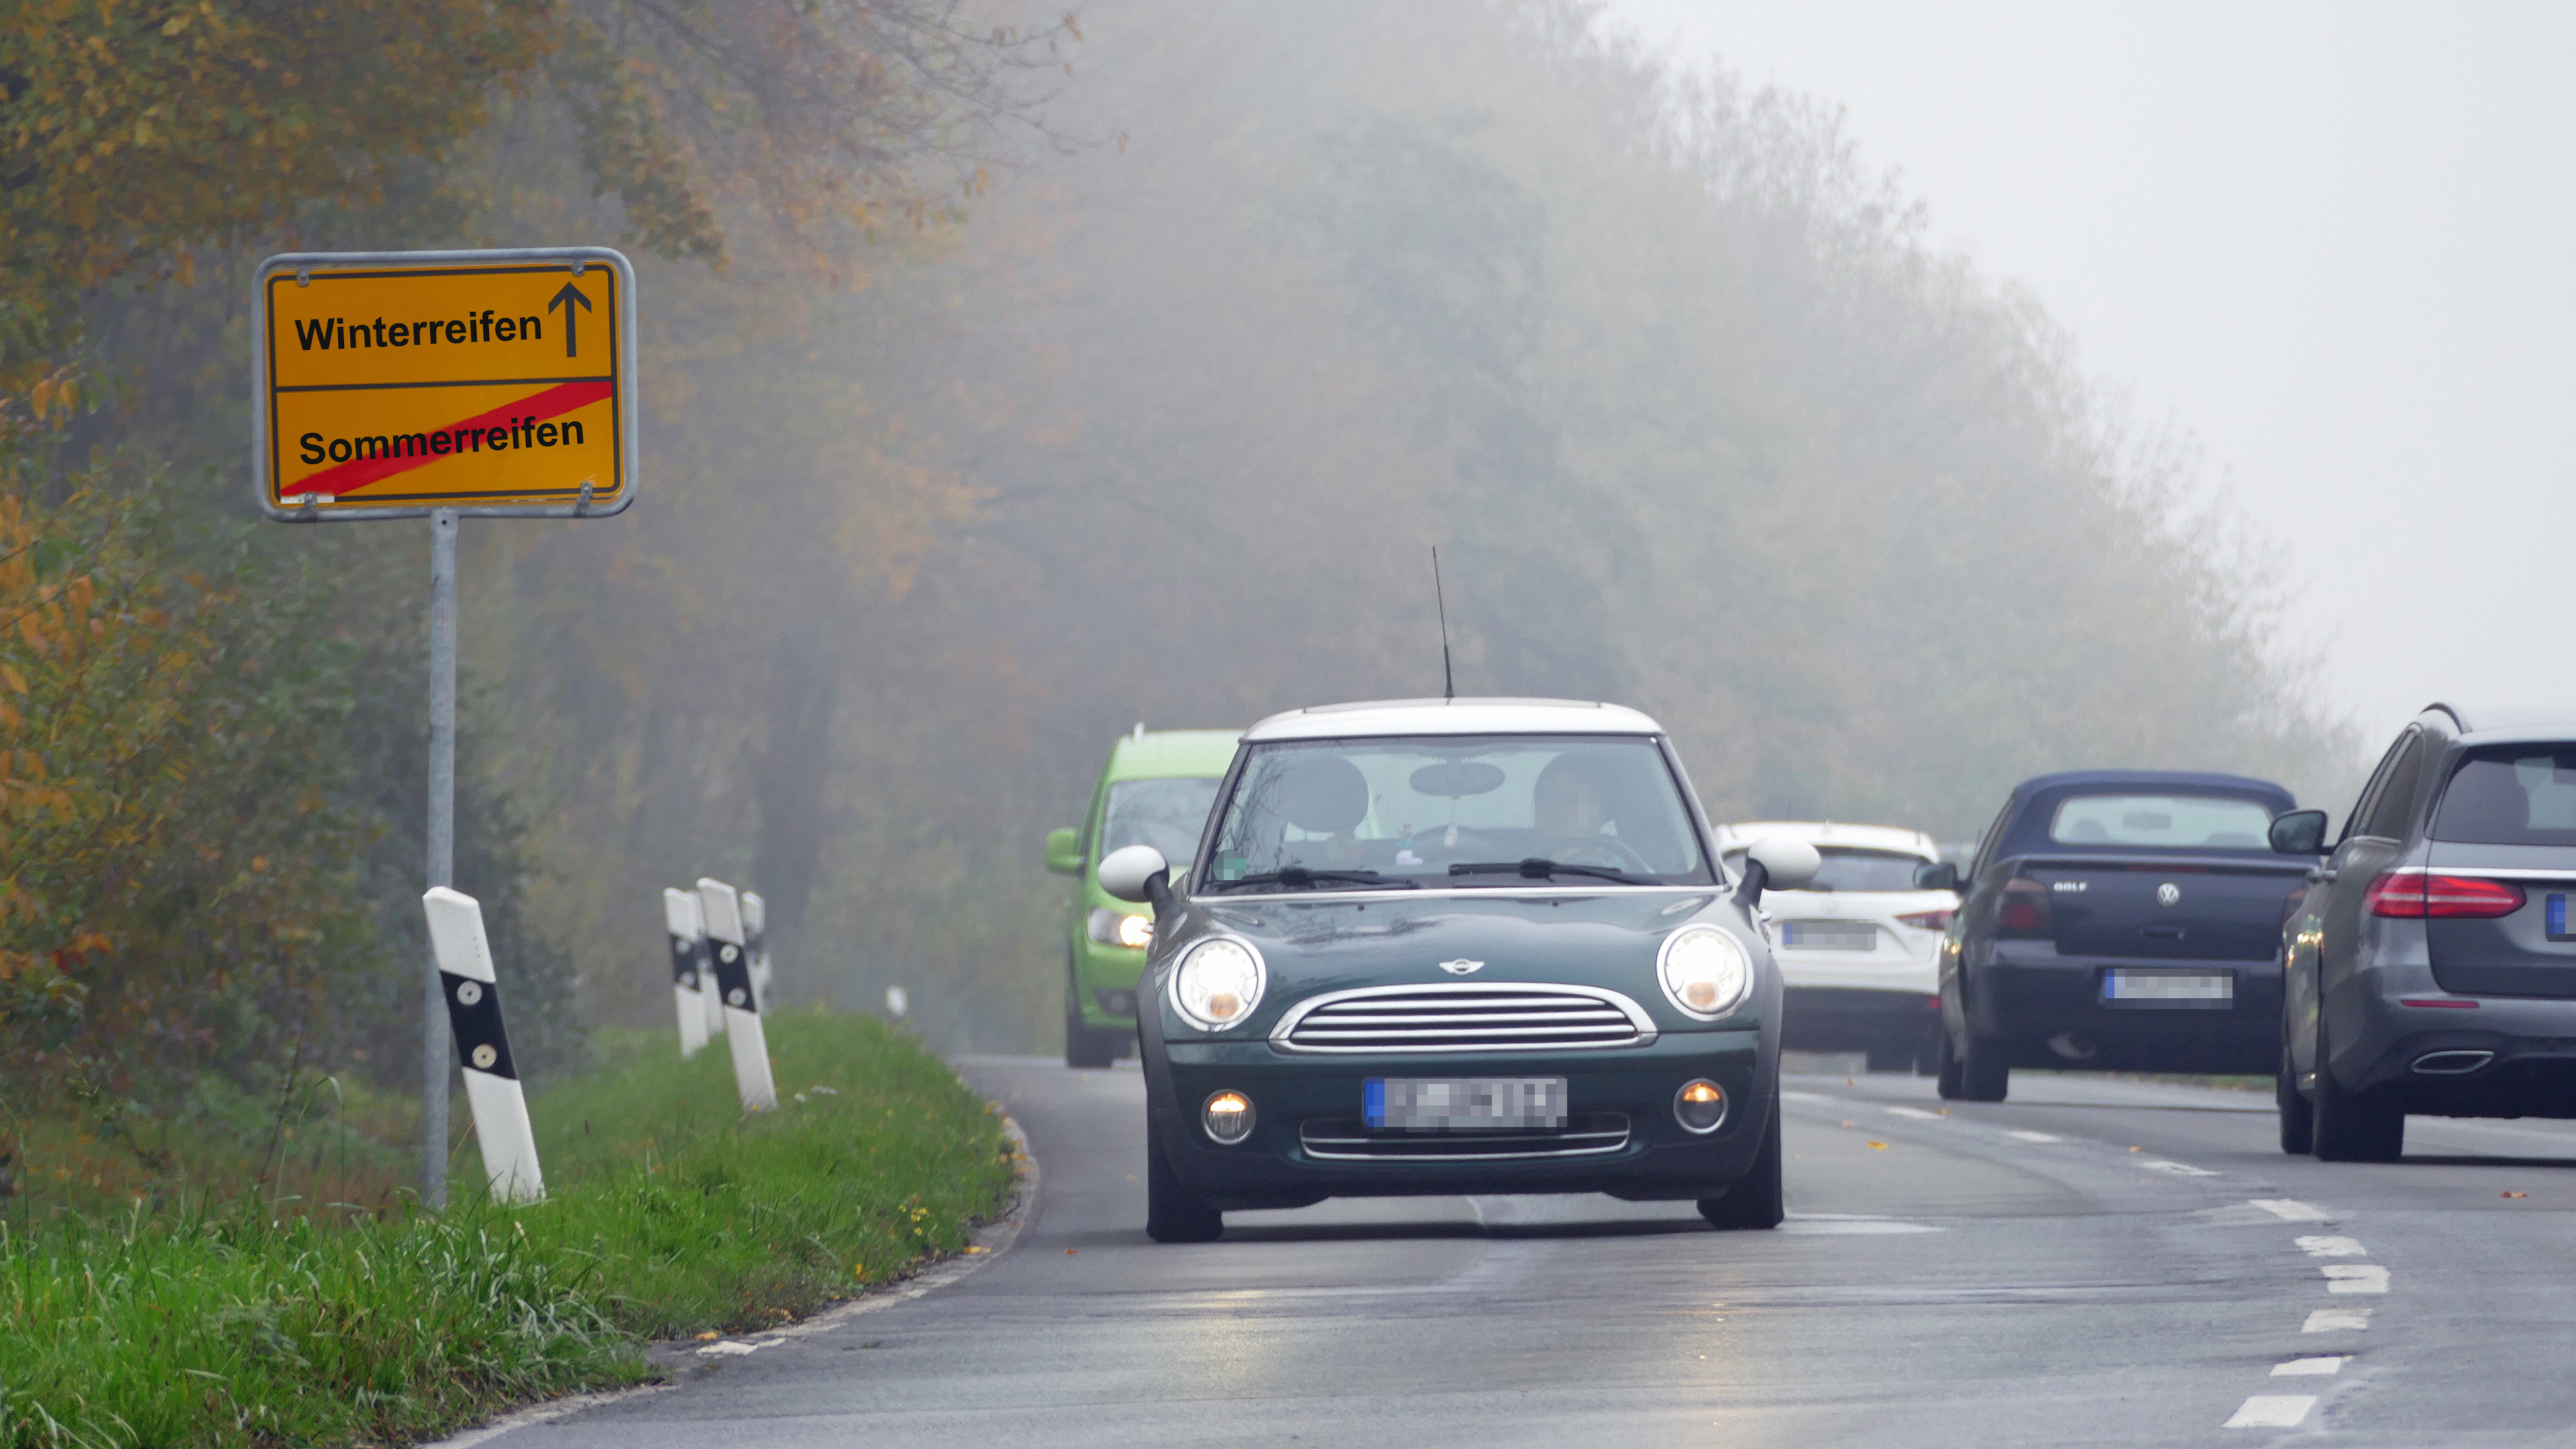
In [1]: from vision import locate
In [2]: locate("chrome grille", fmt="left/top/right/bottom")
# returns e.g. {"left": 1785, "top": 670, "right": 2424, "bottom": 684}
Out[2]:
{"left": 1270, "top": 983, "right": 1656, "bottom": 1054}
{"left": 1300, "top": 1112, "right": 1631, "bottom": 1161}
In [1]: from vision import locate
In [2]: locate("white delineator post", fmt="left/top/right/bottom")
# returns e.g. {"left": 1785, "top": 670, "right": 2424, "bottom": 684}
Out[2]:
{"left": 422, "top": 886, "right": 545, "bottom": 1203}
{"left": 742, "top": 890, "right": 773, "bottom": 1012}
{"left": 696, "top": 877, "right": 779, "bottom": 1112}
{"left": 663, "top": 887, "right": 712, "bottom": 1058}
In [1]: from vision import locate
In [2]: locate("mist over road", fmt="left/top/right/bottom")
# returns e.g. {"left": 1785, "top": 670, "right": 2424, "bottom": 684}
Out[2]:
{"left": 458, "top": 1063, "right": 2573, "bottom": 1446}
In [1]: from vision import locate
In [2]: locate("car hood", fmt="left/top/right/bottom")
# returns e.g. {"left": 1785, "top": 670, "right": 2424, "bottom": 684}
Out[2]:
{"left": 1177, "top": 889, "right": 1743, "bottom": 1025}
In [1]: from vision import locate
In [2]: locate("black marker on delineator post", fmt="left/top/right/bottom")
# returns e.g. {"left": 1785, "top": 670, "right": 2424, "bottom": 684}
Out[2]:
{"left": 423, "top": 885, "right": 545, "bottom": 1203}
{"left": 696, "top": 877, "right": 779, "bottom": 1113}
{"left": 742, "top": 890, "right": 772, "bottom": 1012}
{"left": 664, "top": 887, "right": 712, "bottom": 1058}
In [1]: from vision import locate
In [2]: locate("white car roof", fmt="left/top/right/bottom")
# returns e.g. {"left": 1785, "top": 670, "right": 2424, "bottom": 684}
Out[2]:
{"left": 1712, "top": 820, "right": 1939, "bottom": 860}
{"left": 1242, "top": 697, "right": 1664, "bottom": 743}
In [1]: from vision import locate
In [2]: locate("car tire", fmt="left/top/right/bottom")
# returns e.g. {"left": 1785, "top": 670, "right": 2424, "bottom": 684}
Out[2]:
{"left": 1940, "top": 1028, "right": 2008, "bottom": 1102}
{"left": 1697, "top": 1087, "right": 1784, "bottom": 1230}
{"left": 2276, "top": 1033, "right": 2314, "bottom": 1155}
{"left": 1934, "top": 1028, "right": 1968, "bottom": 1099}
{"left": 1144, "top": 1110, "right": 1224, "bottom": 1242}
{"left": 1064, "top": 961, "right": 1120, "bottom": 1070}
{"left": 2311, "top": 1022, "right": 2404, "bottom": 1163}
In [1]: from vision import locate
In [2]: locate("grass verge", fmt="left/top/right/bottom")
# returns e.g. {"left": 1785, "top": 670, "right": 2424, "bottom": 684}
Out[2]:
{"left": 1, "top": 1010, "right": 1017, "bottom": 1448}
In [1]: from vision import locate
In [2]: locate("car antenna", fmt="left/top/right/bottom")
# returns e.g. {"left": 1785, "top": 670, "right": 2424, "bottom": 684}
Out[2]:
{"left": 1432, "top": 546, "right": 1456, "bottom": 701}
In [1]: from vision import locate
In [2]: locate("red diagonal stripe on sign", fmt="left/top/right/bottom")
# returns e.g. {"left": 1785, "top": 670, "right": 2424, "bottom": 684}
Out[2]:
{"left": 289, "top": 378, "right": 614, "bottom": 498}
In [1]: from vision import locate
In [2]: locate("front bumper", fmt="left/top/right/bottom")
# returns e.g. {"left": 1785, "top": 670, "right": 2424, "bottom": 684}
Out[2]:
{"left": 1072, "top": 936, "right": 1145, "bottom": 1028}
{"left": 1967, "top": 943, "right": 2279, "bottom": 1073}
{"left": 1150, "top": 1031, "right": 1769, "bottom": 1209}
{"left": 1783, "top": 986, "right": 1941, "bottom": 1053}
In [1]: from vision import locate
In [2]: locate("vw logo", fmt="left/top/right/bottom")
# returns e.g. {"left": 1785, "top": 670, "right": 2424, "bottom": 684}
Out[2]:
{"left": 1437, "top": 959, "right": 1486, "bottom": 975}
{"left": 2156, "top": 882, "right": 2182, "bottom": 908}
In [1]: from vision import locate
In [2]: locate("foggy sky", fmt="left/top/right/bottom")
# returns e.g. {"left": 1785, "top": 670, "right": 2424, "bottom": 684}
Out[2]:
{"left": 1604, "top": 0, "right": 2576, "bottom": 756}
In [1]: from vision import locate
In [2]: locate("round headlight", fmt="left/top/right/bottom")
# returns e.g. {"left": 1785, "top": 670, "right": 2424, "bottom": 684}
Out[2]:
{"left": 1087, "top": 907, "right": 1154, "bottom": 949}
{"left": 1171, "top": 936, "right": 1266, "bottom": 1031}
{"left": 1658, "top": 925, "right": 1752, "bottom": 1020}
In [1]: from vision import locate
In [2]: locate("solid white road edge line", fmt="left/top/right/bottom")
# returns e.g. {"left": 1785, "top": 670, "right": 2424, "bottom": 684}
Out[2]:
{"left": 2296, "top": 1235, "right": 2365, "bottom": 1256}
{"left": 2224, "top": 1395, "right": 2318, "bottom": 1429}
{"left": 2272, "top": 1356, "right": 2349, "bottom": 1376}
{"left": 2252, "top": 1198, "right": 2332, "bottom": 1222}
{"left": 2304, "top": 1308, "right": 2371, "bottom": 1332}
{"left": 2323, "top": 1264, "right": 2390, "bottom": 1294}
{"left": 421, "top": 1111, "right": 1038, "bottom": 1449}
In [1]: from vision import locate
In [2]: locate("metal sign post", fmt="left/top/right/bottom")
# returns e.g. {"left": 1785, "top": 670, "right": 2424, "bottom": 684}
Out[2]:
{"left": 423, "top": 507, "right": 458, "bottom": 1204}
{"left": 252, "top": 247, "right": 638, "bottom": 1208}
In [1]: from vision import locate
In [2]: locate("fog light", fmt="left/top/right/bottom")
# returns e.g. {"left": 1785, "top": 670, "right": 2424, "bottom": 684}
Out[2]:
{"left": 1201, "top": 1089, "right": 1256, "bottom": 1145}
{"left": 1674, "top": 1079, "right": 1727, "bottom": 1134}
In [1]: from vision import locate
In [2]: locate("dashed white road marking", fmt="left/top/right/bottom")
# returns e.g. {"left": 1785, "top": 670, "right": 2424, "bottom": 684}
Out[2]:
{"left": 1780, "top": 1090, "right": 1833, "bottom": 1103}
{"left": 2224, "top": 1395, "right": 2317, "bottom": 1429}
{"left": 2322, "top": 1264, "right": 2390, "bottom": 1294}
{"left": 2252, "top": 1199, "right": 2332, "bottom": 1222}
{"left": 2004, "top": 1130, "right": 2061, "bottom": 1143}
{"left": 2139, "top": 1158, "right": 2217, "bottom": 1176}
{"left": 2296, "top": 1235, "right": 2365, "bottom": 1257}
{"left": 2304, "top": 1308, "right": 2371, "bottom": 1332}
{"left": 1885, "top": 1106, "right": 1945, "bottom": 1120}
{"left": 695, "top": 1339, "right": 775, "bottom": 1358}
{"left": 2272, "top": 1356, "right": 2349, "bottom": 1377}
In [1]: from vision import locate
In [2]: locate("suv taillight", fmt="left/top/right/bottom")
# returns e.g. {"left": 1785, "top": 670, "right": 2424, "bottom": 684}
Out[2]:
{"left": 1896, "top": 908, "right": 1954, "bottom": 931}
{"left": 2365, "top": 870, "right": 2525, "bottom": 919}
{"left": 1996, "top": 877, "right": 2053, "bottom": 935}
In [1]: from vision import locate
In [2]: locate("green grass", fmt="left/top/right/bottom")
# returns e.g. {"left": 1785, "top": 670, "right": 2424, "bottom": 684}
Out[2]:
{"left": 0, "top": 1010, "right": 1018, "bottom": 1449}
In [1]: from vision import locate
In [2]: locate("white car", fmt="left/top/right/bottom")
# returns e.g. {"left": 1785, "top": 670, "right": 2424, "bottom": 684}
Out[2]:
{"left": 1712, "top": 821, "right": 1960, "bottom": 1073}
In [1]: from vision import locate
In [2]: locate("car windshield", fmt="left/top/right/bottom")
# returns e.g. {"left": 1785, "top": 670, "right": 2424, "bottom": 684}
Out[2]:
{"left": 1100, "top": 777, "right": 1222, "bottom": 863}
{"left": 2431, "top": 746, "right": 2576, "bottom": 847}
{"left": 2048, "top": 793, "right": 2276, "bottom": 849}
{"left": 1723, "top": 845, "right": 1927, "bottom": 892}
{"left": 1203, "top": 734, "right": 1711, "bottom": 888}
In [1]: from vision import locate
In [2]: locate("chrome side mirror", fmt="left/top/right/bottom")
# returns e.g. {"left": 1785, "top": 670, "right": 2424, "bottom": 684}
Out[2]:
{"left": 1097, "top": 844, "right": 1171, "bottom": 904}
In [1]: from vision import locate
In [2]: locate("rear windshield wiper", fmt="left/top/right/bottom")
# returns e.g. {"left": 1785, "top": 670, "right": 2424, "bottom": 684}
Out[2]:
{"left": 1212, "top": 867, "right": 1419, "bottom": 892}
{"left": 1450, "top": 859, "right": 1652, "bottom": 885}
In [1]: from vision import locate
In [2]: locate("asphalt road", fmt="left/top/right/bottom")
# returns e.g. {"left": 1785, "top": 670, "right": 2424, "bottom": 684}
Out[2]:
{"left": 460, "top": 1059, "right": 2576, "bottom": 1448}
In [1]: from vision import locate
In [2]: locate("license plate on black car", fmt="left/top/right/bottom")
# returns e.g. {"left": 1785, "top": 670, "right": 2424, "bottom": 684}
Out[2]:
{"left": 1366, "top": 1077, "right": 1567, "bottom": 1130}
{"left": 2100, "top": 969, "right": 2234, "bottom": 1009}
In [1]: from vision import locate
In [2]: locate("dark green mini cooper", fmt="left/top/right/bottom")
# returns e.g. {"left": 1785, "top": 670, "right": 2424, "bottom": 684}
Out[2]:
{"left": 1097, "top": 698, "right": 1819, "bottom": 1242}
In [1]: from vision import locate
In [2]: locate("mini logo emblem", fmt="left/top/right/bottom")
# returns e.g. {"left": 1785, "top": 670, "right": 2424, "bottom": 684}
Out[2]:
{"left": 1438, "top": 959, "right": 1485, "bottom": 975}
{"left": 2157, "top": 882, "right": 2182, "bottom": 908}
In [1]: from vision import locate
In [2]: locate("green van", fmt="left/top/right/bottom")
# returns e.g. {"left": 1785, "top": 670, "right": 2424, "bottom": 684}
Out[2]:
{"left": 1046, "top": 726, "right": 1242, "bottom": 1067}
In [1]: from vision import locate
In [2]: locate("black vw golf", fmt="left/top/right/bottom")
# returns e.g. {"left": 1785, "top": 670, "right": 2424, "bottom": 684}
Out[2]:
{"left": 2275, "top": 702, "right": 2576, "bottom": 1161}
{"left": 1093, "top": 698, "right": 1817, "bottom": 1242}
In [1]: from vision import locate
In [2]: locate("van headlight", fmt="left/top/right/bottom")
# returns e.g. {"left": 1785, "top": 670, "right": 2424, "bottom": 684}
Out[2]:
{"left": 1170, "top": 936, "right": 1267, "bottom": 1032}
{"left": 1658, "top": 925, "right": 1752, "bottom": 1020}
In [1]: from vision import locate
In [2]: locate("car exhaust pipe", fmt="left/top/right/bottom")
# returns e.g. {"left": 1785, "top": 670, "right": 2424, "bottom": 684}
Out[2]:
{"left": 2045, "top": 1030, "right": 2098, "bottom": 1062}
{"left": 2410, "top": 1049, "right": 2496, "bottom": 1075}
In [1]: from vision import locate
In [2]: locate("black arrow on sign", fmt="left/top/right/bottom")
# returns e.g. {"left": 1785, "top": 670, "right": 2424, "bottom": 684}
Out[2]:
{"left": 547, "top": 281, "right": 593, "bottom": 358}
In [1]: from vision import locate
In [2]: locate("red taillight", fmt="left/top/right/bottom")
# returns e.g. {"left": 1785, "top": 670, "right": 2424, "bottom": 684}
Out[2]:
{"left": 2365, "top": 871, "right": 2526, "bottom": 919}
{"left": 1996, "top": 877, "right": 2053, "bottom": 934}
{"left": 1896, "top": 908, "right": 1954, "bottom": 931}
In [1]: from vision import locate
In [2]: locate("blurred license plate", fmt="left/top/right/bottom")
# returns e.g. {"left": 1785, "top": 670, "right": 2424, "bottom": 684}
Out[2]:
{"left": 1780, "top": 921, "right": 1878, "bottom": 951}
{"left": 2100, "top": 969, "right": 2234, "bottom": 1010}
{"left": 1366, "top": 1077, "right": 1566, "bottom": 1131}
{"left": 2549, "top": 894, "right": 2573, "bottom": 941}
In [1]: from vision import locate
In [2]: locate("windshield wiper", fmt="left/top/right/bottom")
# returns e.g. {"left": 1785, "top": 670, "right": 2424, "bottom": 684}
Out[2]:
{"left": 1214, "top": 866, "right": 1419, "bottom": 892}
{"left": 1449, "top": 859, "right": 1651, "bottom": 885}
